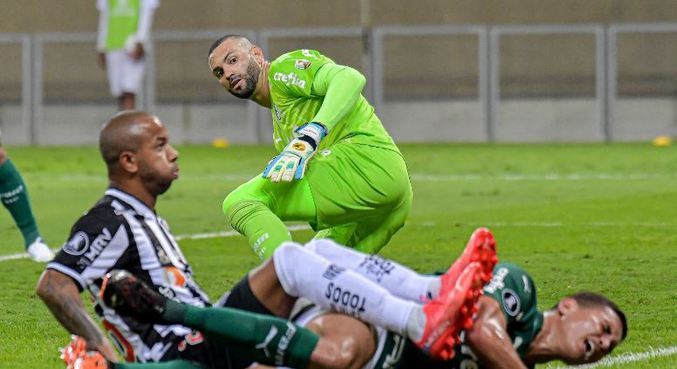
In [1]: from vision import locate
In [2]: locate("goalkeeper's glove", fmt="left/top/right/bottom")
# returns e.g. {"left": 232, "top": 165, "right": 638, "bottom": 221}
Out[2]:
{"left": 262, "top": 122, "right": 327, "bottom": 182}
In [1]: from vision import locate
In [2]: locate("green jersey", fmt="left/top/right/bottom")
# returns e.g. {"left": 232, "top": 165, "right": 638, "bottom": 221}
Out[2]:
{"left": 267, "top": 49, "right": 398, "bottom": 153}
{"left": 103, "top": 0, "right": 141, "bottom": 50}
{"left": 399, "top": 263, "right": 544, "bottom": 369}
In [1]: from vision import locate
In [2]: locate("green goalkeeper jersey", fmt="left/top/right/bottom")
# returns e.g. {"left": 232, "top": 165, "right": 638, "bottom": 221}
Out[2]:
{"left": 268, "top": 49, "right": 399, "bottom": 153}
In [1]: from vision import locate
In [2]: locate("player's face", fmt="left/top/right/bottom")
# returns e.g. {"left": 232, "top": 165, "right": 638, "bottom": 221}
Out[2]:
{"left": 208, "top": 39, "right": 261, "bottom": 99}
{"left": 136, "top": 117, "right": 179, "bottom": 195}
{"left": 558, "top": 303, "right": 624, "bottom": 364}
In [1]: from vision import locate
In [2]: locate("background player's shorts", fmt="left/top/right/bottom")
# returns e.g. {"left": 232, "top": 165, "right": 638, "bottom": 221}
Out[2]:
{"left": 105, "top": 50, "right": 145, "bottom": 97}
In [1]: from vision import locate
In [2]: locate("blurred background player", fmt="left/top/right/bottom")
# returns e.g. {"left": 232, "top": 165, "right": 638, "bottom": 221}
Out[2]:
{"left": 0, "top": 129, "right": 53, "bottom": 262}
{"left": 97, "top": 0, "right": 159, "bottom": 111}
{"left": 209, "top": 35, "right": 413, "bottom": 259}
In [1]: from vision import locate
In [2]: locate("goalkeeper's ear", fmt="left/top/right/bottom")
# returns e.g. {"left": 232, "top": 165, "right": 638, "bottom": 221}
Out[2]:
{"left": 119, "top": 151, "right": 139, "bottom": 175}
{"left": 251, "top": 44, "right": 265, "bottom": 66}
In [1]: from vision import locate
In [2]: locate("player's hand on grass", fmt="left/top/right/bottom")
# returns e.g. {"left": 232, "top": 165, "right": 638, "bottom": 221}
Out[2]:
{"left": 262, "top": 122, "right": 327, "bottom": 182}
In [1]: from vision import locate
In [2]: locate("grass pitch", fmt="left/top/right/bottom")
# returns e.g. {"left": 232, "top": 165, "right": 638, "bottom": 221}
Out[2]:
{"left": 0, "top": 143, "right": 675, "bottom": 368}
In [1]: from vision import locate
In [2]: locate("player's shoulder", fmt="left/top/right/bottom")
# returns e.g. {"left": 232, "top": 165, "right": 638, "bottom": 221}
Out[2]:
{"left": 483, "top": 262, "right": 538, "bottom": 321}
{"left": 484, "top": 262, "right": 534, "bottom": 293}
{"left": 70, "top": 195, "right": 128, "bottom": 233}
{"left": 59, "top": 195, "right": 130, "bottom": 258}
{"left": 270, "top": 49, "right": 334, "bottom": 73}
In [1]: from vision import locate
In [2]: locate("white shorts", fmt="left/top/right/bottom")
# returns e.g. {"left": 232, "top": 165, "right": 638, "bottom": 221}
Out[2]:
{"left": 105, "top": 50, "right": 145, "bottom": 97}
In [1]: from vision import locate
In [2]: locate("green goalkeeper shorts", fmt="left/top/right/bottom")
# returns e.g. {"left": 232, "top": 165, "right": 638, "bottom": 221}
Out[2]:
{"left": 226, "top": 141, "right": 412, "bottom": 254}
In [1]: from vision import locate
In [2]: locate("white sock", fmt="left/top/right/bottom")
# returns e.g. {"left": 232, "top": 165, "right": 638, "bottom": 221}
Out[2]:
{"left": 305, "top": 239, "right": 440, "bottom": 301}
{"left": 273, "top": 242, "right": 420, "bottom": 337}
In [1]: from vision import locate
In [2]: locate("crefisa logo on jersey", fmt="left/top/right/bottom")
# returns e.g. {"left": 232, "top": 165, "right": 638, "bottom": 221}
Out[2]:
{"left": 64, "top": 231, "right": 90, "bottom": 255}
{"left": 273, "top": 72, "right": 306, "bottom": 88}
{"left": 295, "top": 59, "right": 311, "bottom": 70}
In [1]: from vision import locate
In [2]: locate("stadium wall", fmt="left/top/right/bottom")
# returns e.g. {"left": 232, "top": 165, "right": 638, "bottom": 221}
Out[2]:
{"left": 1, "top": 1, "right": 677, "bottom": 144}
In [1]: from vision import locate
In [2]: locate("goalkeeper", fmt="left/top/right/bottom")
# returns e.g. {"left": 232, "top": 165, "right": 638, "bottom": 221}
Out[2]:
{"left": 208, "top": 35, "right": 412, "bottom": 259}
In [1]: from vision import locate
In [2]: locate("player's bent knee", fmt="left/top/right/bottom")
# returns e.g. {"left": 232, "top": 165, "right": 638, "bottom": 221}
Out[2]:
{"left": 222, "top": 184, "right": 269, "bottom": 216}
{"left": 222, "top": 190, "right": 242, "bottom": 216}
{"left": 272, "top": 242, "right": 305, "bottom": 267}
{"left": 271, "top": 242, "right": 311, "bottom": 296}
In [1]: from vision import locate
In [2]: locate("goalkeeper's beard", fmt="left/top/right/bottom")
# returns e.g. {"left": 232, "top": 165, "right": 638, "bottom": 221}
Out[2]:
{"left": 229, "top": 58, "right": 260, "bottom": 99}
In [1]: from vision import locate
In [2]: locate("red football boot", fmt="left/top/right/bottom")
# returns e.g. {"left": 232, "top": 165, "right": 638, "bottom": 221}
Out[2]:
{"left": 61, "top": 336, "right": 87, "bottom": 368}
{"left": 415, "top": 262, "right": 486, "bottom": 360}
{"left": 71, "top": 351, "right": 109, "bottom": 369}
{"left": 439, "top": 227, "right": 497, "bottom": 299}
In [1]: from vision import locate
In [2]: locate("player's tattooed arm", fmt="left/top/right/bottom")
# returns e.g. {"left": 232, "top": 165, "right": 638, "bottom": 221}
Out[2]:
{"left": 465, "top": 296, "right": 529, "bottom": 369}
{"left": 36, "top": 269, "right": 118, "bottom": 362}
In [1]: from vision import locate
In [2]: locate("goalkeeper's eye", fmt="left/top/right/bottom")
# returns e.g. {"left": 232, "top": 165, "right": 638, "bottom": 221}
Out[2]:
{"left": 213, "top": 67, "right": 224, "bottom": 79}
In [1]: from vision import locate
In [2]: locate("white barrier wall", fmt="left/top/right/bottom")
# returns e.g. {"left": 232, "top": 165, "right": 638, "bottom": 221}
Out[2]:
{"left": 1, "top": 98, "right": 674, "bottom": 145}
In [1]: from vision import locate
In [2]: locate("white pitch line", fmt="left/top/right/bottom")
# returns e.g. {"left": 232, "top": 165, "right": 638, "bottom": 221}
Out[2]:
{"left": 464, "top": 221, "right": 675, "bottom": 228}
{"left": 409, "top": 173, "right": 672, "bottom": 181}
{"left": 1, "top": 220, "right": 674, "bottom": 262}
{"left": 546, "top": 345, "right": 677, "bottom": 369}
{"left": 0, "top": 224, "right": 312, "bottom": 263}
{"left": 173, "top": 224, "right": 311, "bottom": 241}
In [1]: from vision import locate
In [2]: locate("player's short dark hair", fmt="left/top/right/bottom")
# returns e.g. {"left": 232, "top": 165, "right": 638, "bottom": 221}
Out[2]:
{"left": 557, "top": 292, "right": 628, "bottom": 340}
{"left": 208, "top": 34, "right": 248, "bottom": 57}
{"left": 99, "top": 110, "right": 149, "bottom": 169}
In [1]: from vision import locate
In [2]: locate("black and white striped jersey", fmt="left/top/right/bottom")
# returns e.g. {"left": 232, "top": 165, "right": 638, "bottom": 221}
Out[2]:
{"left": 47, "top": 188, "right": 210, "bottom": 363}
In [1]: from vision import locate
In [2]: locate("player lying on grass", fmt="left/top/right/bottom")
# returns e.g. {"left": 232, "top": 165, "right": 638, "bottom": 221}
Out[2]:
{"left": 36, "top": 110, "right": 494, "bottom": 368}
{"left": 208, "top": 35, "right": 412, "bottom": 259}
{"left": 60, "top": 228, "right": 497, "bottom": 369}
{"left": 63, "top": 229, "right": 626, "bottom": 369}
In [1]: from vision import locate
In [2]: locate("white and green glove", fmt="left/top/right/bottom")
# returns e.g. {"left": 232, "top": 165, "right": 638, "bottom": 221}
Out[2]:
{"left": 262, "top": 122, "right": 327, "bottom": 182}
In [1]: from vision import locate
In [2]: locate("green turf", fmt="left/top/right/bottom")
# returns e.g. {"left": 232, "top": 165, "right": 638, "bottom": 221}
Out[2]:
{"left": 0, "top": 143, "right": 675, "bottom": 368}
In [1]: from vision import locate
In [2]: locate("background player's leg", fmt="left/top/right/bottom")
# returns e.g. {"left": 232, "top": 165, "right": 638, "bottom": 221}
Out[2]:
{"left": 118, "top": 54, "right": 145, "bottom": 110}
{"left": 223, "top": 175, "right": 317, "bottom": 259}
{"left": 0, "top": 146, "right": 52, "bottom": 261}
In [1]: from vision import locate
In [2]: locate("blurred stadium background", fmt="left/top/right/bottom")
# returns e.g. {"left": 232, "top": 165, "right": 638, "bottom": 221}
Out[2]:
{"left": 1, "top": 0, "right": 677, "bottom": 145}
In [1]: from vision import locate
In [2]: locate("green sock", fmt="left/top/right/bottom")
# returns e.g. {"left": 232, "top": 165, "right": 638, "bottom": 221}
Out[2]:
{"left": 112, "top": 360, "right": 204, "bottom": 368}
{"left": 0, "top": 159, "right": 40, "bottom": 247}
{"left": 226, "top": 201, "right": 292, "bottom": 259}
{"left": 162, "top": 301, "right": 319, "bottom": 368}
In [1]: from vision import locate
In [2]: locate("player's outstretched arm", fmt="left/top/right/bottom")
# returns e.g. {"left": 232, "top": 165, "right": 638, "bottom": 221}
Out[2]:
{"left": 36, "top": 269, "right": 118, "bottom": 361}
{"left": 465, "top": 297, "right": 529, "bottom": 369}
{"left": 310, "top": 64, "right": 366, "bottom": 131}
